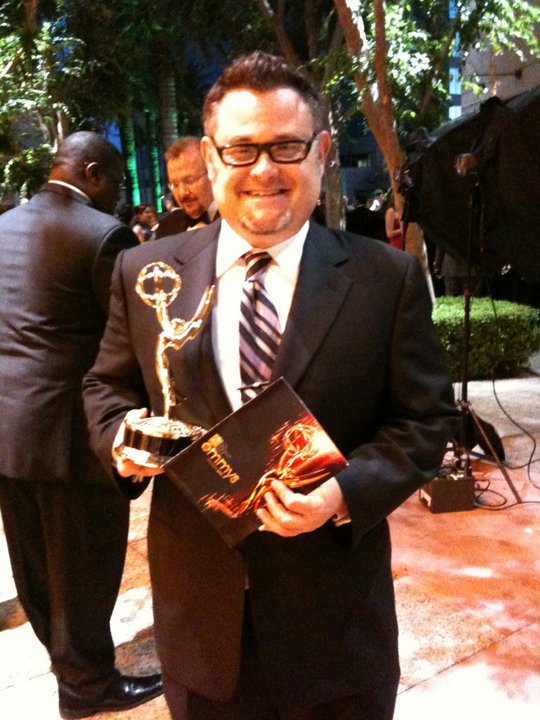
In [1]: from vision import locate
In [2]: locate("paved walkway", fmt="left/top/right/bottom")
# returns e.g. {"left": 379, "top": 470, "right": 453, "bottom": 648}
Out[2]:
{"left": 1, "top": 373, "right": 539, "bottom": 719}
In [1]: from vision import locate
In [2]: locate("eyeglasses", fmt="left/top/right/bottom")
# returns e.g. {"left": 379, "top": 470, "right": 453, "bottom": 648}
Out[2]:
{"left": 168, "top": 172, "right": 207, "bottom": 191}
{"left": 210, "top": 133, "right": 318, "bottom": 167}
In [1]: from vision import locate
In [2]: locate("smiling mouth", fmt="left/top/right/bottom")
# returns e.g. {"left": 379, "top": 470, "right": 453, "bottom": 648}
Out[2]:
{"left": 243, "top": 189, "right": 287, "bottom": 198}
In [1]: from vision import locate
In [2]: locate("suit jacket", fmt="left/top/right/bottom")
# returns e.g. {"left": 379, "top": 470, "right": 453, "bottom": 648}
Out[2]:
{"left": 346, "top": 204, "right": 386, "bottom": 241}
{"left": 156, "top": 208, "right": 221, "bottom": 239}
{"left": 155, "top": 207, "right": 191, "bottom": 238}
{"left": 0, "top": 183, "right": 137, "bottom": 483}
{"left": 83, "top": 220, "right": 456, "bottom": 705}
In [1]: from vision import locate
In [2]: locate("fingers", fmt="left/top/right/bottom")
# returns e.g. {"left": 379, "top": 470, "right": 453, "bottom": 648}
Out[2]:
{"left": 255, "top": 479, "right": 345, "bottom": 538}
{"left": 116, "top": 456, "right": 163, "bottom": 478}
{"left": 112, "top": 407, "right": 148, "bottom": 456}
{"left": 112, "top": 408, "right": 165, "bottom": 478}
{"left": 255, "top": 481, "right": 317, "bottom": 537}
{"left": 268, "top": 479, "right": 307, "bottom": 513}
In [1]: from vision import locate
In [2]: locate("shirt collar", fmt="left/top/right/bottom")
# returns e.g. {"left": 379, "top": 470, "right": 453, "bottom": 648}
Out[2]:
{"left": 47, "top": 180, "right": 91, "bottom": 203}
{"left": 215, "top": 220, "right": 309, "bottom": 279}
{"left": 207, "top": 200, "right": 218, "bottom": 221}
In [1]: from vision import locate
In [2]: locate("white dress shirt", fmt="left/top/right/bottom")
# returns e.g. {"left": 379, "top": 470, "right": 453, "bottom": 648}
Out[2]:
{"left": 212, "top": 219, "right": 309, "bottom": 411}
{"left": 212, "top": 219, "right": 350, "bottom": 527}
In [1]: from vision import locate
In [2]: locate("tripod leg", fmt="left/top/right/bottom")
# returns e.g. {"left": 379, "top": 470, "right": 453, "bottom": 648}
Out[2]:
{"left": 468, "top": 403, "right": 523, "bottom": 504}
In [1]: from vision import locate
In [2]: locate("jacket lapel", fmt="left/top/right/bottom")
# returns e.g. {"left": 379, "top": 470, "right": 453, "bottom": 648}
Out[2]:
{"left": 168, "top": 222, "right": 353, "bottom": 422}
{"left": 169, "top": 222, "right": 232, "bottom": 423}
{"left": 273, "top": 224, "right": 352, "bottom": 387}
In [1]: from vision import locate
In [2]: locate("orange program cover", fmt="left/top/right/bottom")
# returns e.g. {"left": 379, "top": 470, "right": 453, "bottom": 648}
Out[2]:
{"left": 164, "top": 377, "right": 348, "bottom": 547}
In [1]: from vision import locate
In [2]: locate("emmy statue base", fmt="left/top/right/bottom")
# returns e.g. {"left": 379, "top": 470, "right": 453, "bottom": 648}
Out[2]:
{"left": 119, "top": 415, "right": 206, "bottom": 468}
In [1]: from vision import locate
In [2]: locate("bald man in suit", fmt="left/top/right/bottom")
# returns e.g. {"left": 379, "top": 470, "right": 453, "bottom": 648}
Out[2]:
{"left": 0, "top": 132, "right": 162, "bottom": 719}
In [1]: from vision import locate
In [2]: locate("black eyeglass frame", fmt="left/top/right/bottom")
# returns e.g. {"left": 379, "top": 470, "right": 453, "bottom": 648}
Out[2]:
{"left": 210, "top": 133, "right": 319, "bottom": 167}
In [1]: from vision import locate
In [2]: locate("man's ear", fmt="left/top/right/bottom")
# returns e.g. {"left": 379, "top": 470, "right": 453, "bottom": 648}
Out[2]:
{"left": 317, "top": 131, "right": 331, "bottom": 169}
{"left": 83, "top": 161, "right": 101, "bottom": 186}
{"left": 200, "top": 137, "right": 218, "bottom": 183}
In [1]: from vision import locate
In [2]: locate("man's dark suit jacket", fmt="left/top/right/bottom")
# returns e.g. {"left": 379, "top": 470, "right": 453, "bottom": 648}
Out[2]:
{"left": 0, "top": 183, "right": 137, "bottom": 484}
{"left": 84, "top": 221, "right": 456, "bottom": 707}
{"left": 155, "top": 208, "right": 190, "bottom": 239}
{"left": 156, "top": 208, "right": 220, "bottom": 239}
{"left": 346, "top": 205, "right": 386, "bottom": 241}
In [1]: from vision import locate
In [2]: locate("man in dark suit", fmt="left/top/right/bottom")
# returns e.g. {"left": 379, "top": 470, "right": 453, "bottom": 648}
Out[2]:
{"left": 346, "top": 191, "right": 387, "bottom": 241}
{"left": 155, "top": 136, "right": 218, "bottom": 238}
{"left": 83, "top": 54, "right": 456, "bottom": 719}
{"left": 0, "top": 132, "right": 162, "bottom": 719}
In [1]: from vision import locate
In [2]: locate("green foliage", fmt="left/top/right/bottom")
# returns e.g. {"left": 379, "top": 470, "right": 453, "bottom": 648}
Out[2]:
{"left": 1, "top": 144, "right": 54, "bottom": 199}
{"left": 1, "top": 5, "right": 80, "bottom": 198}
{"left": 432, "top": 297, "right": 540, "bottom": 381}
{"left": 1, "top": 0, "right": 539, "bottom": 201}
{"left": 339, "top": 0, "right": 540, "bottom": 133}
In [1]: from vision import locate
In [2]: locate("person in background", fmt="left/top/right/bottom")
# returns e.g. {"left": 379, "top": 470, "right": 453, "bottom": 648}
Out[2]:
{"left": 370, "top": 188, "right": 385, "bottom": 211}
{"left": 155, "top": 136, "right": 218, "bottom": 238}
{"left": 346, "top": 191, "right": 386, "bottom": 241}
{"left": 433, "top": 246, "right": 479, "bottom": 297}
{"left": 83, "top": 53, "right": 456, "bottom": 720}
{"left": 385, "top": 191, "right": 404, "bottom": 249}
{"left": 0, "top": 131, "right": 163, "bottom": 719}
{"left": 131, "top": 202, "right": 159, "bottom": 243}
{"left": 160, "top": 191, "right": 176, "bottom": 214}
{"left": 116, "top": 201, "right": 134, "bottom": 226}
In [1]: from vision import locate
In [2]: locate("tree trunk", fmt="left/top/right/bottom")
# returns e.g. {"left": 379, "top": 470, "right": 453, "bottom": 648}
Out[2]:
{"left": 120, "top": 115, "right": 140, "bottom": 206}
{"left": 334, "top": 0, "right": 431, "bottom": 278}
{"left": 158, "top": 71, "right": 178, "bottom": 150}
{"left": 324, "top": 135, "right": 345, "bottom": 229}
{"left": 146, "top": 108, "right": 164, "bottom": 209}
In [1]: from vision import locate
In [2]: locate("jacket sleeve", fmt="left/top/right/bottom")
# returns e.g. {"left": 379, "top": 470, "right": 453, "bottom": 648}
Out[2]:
{"left": 92, "top": 224, "right": 138, "bottom": 315}
{"left": 83, "top": 251, "right": 149, "bottom": 484}
{"left": 335, "top": 255, "right": 458, "bottom": 547}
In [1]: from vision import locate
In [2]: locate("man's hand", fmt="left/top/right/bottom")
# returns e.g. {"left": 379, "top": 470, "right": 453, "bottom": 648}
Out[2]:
{"left": 112, "top": 408, "right": 165, "bottom": 480}
{"left": 255, "top": 477, "right": 348, "bottom": 537}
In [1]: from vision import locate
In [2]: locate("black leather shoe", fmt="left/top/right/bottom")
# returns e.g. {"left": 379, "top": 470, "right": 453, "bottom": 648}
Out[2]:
{"left": 59, "top": 673, "right": 163, "bottom": 719}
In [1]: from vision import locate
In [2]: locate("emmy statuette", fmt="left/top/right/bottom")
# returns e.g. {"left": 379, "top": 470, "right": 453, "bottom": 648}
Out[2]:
{"left": 117, "top": 261, "right": 214, "bottom": 467}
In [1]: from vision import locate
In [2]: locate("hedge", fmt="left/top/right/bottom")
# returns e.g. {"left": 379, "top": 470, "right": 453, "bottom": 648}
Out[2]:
{"left": 432, "top": 297, "right": 540, "bottom": 381}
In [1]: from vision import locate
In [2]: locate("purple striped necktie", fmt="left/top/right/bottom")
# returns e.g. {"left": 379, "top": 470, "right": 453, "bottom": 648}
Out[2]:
{"left": 239, "top": 251, "right": 281, "bottom": 403}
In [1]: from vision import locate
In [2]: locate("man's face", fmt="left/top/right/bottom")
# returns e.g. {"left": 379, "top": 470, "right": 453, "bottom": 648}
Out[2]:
{"left": 201, "top": 88, "right": 330, "bottom": 249}
{"left": 91, "top": 160, "right": 125, "bottom": 215}
{"left": 166, "top": 145, "right": 213, "bottom": 219}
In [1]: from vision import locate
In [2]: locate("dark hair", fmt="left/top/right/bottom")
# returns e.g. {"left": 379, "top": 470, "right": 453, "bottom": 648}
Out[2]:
{"left": 203, "top": 51, "right": 327, "bottom": 135}
{"left": 163, "top": 136, "right": 202, "bottom": 164}
{"left": 133, "top": 203, "right": 153, "bottom": 215}
{"left": 116, "top": 202, "right": 134, "bottom": 224}
{"left": 354, "top": 192, "right": 368, "bottom": 205}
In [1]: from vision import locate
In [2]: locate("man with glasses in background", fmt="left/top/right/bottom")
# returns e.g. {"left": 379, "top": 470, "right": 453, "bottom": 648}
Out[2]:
{"left": 155, "top": 135, "right": 218, "bottom": 238}
{"left": 0, "top": 131, "right": 163, "bottom": 718}
{"left": 84, "top": 54, "right": 455, "bottom": 719}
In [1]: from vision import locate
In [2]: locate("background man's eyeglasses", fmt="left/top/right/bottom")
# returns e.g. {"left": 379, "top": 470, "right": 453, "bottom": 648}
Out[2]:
{"left": 211, "top": 133, "right": 318, "bottom": 167}
{"left": 168, "top": 173, "right": 207, "bottom": 190}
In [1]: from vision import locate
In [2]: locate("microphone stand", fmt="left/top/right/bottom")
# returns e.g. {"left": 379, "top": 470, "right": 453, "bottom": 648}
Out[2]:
{"left": 453, "top": 155, "right": 522, "bottom": 505}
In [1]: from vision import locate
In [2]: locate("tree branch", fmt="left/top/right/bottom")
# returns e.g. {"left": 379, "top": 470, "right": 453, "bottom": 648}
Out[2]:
{"left": 305, "top": 0, "right": 318, "bottom": 60}
{"left": 333, "top": 0, "right": 365, "bottom": 57}
{"left": 372, "top": 0, "right": 391, "bottom": 118}
{"left": 254, "top": 0, "right": 302, "bottom": 67}
{"left": 24, "top": 0, "right": 40, "bottom": 35}
{"left": 333, "top": 0, "right": 369, "bottom": 97}
{"left": 418, "top": 18, "right": 459, "bottom": 119}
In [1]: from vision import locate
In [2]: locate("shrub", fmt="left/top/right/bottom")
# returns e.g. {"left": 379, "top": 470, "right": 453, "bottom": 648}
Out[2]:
{"left": 432, "top": 297, "right": 540, "bottom": 381}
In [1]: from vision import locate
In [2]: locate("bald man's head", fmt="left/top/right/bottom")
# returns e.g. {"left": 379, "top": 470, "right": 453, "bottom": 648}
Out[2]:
{"left": 50, "top": 131, "right": 125, "bottom": 214}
